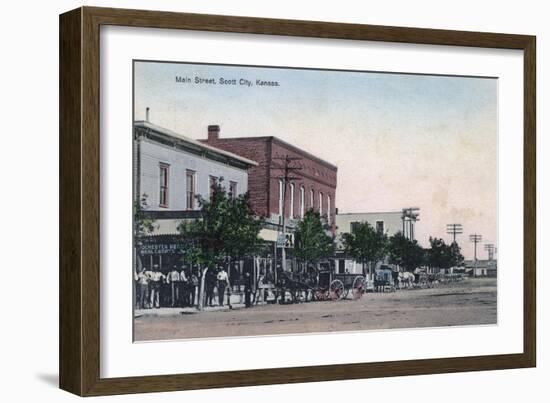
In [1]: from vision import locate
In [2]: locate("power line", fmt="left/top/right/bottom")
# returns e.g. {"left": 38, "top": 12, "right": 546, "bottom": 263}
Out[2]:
{"left": 484, "top": 243, "right": 495, "bottom": 261}
{"left": 446, "top": 223, "right": 463, "bottom": 243}
{"left": 469, "top": 234, "right": 482, "bottom": 277}
{"left": 270, "top": 155, "right": 303, "bottom": 275}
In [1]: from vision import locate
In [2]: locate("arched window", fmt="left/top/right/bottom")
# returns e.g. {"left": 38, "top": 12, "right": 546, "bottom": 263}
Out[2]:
{"left": 299, "top": 186, "right": 305, "bottom": 218}
{"left": 278, "top": 179, "right": 284, "bottom": 216}
{"left": 289, "top": 183, "right": 295, "bottom": 218}
{"left": 327, "top": 194, "right": 332, "bottom": 224}
{"left": 309, "top": 189, "right": 314, "bottom": 209}
{"left": 319, "top": 192, "right": 323, "bottom": 216}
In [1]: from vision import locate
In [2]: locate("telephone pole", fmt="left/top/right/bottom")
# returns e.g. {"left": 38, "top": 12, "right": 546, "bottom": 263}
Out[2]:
{"left": 469, "top": 234, "right": 482, "bottom": 277}
{"left": 271, "top": 155, "right": 302, "bottom": 274}
{"left": 484, "top": 243, "right": 495, "bottom": 261}
{"left": 446, "top": 223, "right": 463, "bottom": 243}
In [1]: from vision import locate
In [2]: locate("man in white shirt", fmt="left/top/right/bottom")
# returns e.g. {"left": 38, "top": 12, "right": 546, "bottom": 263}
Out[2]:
{"left": 135, "top": 268, "right": 150, "bottom": 309}
{"left": 167, "top": 266, "right": 180, "bottom": 307}
{"left": 216, "top": 268, "right": 230, "bottom": 307}
{"left": 149, "top": 265, "right": 165, "bottom": 309}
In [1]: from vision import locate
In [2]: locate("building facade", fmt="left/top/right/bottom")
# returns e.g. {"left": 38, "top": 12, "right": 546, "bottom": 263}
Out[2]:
{"left": 201, "top": 126, "right": 338, "bottom": 234}
{"left": 133, "top": 121, "right": 258, "bottom": 271}
{"left": 463, "top": 259, "right": 498, "bottom": 277}
{"left": 334, "top": 211, "right": 407, "bottom": 275}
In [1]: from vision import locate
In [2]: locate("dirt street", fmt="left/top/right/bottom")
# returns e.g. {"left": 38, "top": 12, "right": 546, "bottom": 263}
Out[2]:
{"left": 134, "top": 278, "right": 497, "bottom": 341}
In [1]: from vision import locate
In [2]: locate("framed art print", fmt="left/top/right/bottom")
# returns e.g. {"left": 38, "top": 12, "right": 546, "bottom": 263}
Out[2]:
{"left": 59, "top": 6, "right": 536, "bottom": 396}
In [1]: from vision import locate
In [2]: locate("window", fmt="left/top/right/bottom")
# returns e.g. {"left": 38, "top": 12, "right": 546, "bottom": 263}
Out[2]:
{"left": 327, "top": 194, "right": 331, "bottom": 224}
{"left": 350, "top": 222, "right": 360, "bottom": 234}
{"left": 376, "top": 220, "right": 385, "bottom": 234}
{"left": 229, "top": 181, "right": 238, "bottom": 199}
{"left": 278, "top": 179, "right": 284, "bottom": 216}
{"left": 309, "top": 189, "right": 314, "bottom": 209}
{"left": 186, "top": 170, "right": 196, "bottom": 210}
{"left": 289, "top": 183, "right": 295, "bottom": 218}
{"left": 299, "top": 186, "right": 305, "bottom": 218}
{"left": 159, "top": 163, "right": 169, "bottom": 207}
{"left": 209, "top": 175, "right": 218, "bottom": 201}
{"left": 318, "top": 192, "right": 323, "bottom": 216}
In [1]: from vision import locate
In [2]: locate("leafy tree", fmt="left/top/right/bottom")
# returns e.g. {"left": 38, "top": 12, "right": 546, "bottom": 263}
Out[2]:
{"left": 294, "top": 209, "right": 334, "bottom": 272}
{"left": 133, "top": 193, "right": 156, "bottom": 271}
{"left": 177, "top": 179, "right": 262, "bottom": 309}
{"left": 341, "top": 221, "right": 387, "bottom": 278}
{"left": 223, "top": 192, "right": 264, "bottom": 264}
{"left": 449, "top": 241, "right": 465, "bottom": 268}
{"left": 387, "top": 231, "right": 425, "bottom": 272}
{"left": 425, "top": 237, "right": 464, "bottom": 271}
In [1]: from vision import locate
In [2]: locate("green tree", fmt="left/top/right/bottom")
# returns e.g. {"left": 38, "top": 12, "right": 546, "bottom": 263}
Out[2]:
{"left": 426, "top": 237, "right": 463, "bottom": 271}
{"left": 387, "top": 231, "right": 425, "bottom": 272}
{"left": 449, "top": 241, "right": 465, "bottom": 268}
{"left": 341, "top": 221, "right": 387, "bottom": 278}
{"left": 223, "top": 192, "right": 264, "bottom": 266}
{"left": 178, "top": 180, "right": 262, "bottom": 310}
{"left": 294, "top": 209, "right": 334, "bottom": 272}
{"left": 133, "top": 193, "right": 155, "bottom": 272}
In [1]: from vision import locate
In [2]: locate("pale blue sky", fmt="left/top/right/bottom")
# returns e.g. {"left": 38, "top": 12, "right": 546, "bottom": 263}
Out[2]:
{"left": 134, "top": 61, "right": 498, "bottom": 258}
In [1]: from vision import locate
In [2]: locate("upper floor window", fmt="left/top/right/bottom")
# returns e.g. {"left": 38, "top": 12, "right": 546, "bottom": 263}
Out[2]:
{"left": 229, "top": 181, "right": 238, "bottom": 200}
{"left": 309, "top": 189, "right": 314, "bottom": 209}
{"left": 318, "top": 192, "right": 323, "bottom": 216}
{"left": 278, "top": 179, "right": 284, "bottom": 216}
{"left": 209, "top": 175, "right": 219, "bottom": 201}
{"left": 376, "top": 220, "right": 384, "bottom": 235}
{"left": 159, "top": 163, "right": 169, "bottom": 207}
{"left": 299, "top": 186, "right": 305, "bottom": 218}
{"left": 289, "top": 183, "right": 295, "bottom": 218}
{"left": 186, "top": 170, "right": 196, "bottom": 210}
{"left": 327, "top": 194, "right": 332, "bottom": 224}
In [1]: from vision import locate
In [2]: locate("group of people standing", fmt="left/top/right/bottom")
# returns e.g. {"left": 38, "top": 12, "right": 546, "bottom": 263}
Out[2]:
{"left": 135, "top": 265, "right": 199, "bottom": 309}
{"left": 135, "top": 265, "right": 235, "bottom": 310}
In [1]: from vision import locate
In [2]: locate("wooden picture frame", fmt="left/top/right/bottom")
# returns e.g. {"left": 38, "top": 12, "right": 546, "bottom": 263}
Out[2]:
{"left": 59, "top": 6, "right": 536, "bottom": 396}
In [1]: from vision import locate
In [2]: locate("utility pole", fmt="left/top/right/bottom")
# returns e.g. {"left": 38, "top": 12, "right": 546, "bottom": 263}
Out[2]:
{"left": 271, "top": 155, "right": 302, "bottom": 274}
{"left": 469, "top": 234, "right": 482, "bottom": 277}
{"left": 446, "top": 223, "right": 463, "bottom": 243}
{"left": 484, "top": 243, "right": 495, "bottom": 261}
{"left": 401, "top": 207, "right": 420, "bottom": 240}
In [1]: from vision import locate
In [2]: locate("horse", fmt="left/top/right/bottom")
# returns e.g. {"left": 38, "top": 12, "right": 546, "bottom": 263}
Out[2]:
{"left": 398, "top": 272, "right": 415, "bottom": 289}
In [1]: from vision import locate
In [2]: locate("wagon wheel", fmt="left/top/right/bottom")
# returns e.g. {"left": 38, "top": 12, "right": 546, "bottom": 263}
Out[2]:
{"left": 314, "top": 289, "right": 328, "bottom": 301}
{"left": 329, "top": 279, "right": 345, "bottom": 300}
{"left": 352, "top": 275, "right": 365, "bottom": 299}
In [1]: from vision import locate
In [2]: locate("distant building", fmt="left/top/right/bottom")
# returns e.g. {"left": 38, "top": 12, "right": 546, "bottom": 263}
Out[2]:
{"left": 133, "top": 120, "right": 258, "bottom": 271}
{"left": 463, "top": 259, "right": 498, "bottom": 277}
{"left": 201, "top": 125, "right": 338, "bottom": 244}
{"left": 334, "top": 211, "right": 407, "bottom": 275}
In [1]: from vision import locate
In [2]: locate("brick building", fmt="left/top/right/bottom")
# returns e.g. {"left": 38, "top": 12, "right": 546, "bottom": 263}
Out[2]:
{"left": 201, "top": 125, "right": 338, "bottom": 239}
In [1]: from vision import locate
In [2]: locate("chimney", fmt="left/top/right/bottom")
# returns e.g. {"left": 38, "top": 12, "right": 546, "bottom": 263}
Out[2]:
{"left": 207, "top": 125, "right": 220, "bottom": 141}
{"left": 145, "top": 107, "right": 150, "bottom": 122}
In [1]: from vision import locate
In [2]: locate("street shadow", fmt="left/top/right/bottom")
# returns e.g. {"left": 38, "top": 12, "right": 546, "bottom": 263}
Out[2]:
{"left": 35, "top": 373, "right": 58, "bottom": 388}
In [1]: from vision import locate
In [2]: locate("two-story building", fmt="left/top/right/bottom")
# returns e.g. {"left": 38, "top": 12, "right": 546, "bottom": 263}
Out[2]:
{"left": 133, "top": 120, "right": 258, "bottom": 272}
{"left": 334, "top": 211, "right": 407, "bottom": 274}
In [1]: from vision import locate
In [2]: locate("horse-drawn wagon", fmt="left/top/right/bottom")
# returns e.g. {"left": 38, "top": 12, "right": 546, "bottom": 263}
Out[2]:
{"left": 259, "top": 267, "right": 367, "bottom": 303}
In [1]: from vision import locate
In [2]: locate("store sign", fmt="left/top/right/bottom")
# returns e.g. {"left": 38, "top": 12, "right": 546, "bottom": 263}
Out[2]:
{"left": 138, "top": 236, "right": 184, "bottom": 255}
